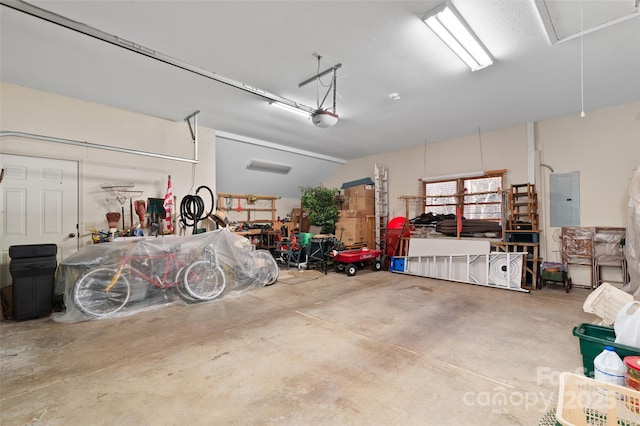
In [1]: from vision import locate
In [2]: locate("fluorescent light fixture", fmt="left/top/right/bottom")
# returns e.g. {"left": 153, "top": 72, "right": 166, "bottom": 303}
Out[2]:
{"left": 246, "top": 160, "right": 292, "bottom": 175}
{"left": 269, "top": 101, "right": 310, "bottom": 118}
{"left": 422, "top": 2, "right": 493, "bottom": 71}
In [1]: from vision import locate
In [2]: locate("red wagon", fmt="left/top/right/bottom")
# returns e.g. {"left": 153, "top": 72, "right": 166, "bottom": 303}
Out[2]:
{"left": 330, "top": 248, "right": 383, "bottom": 276}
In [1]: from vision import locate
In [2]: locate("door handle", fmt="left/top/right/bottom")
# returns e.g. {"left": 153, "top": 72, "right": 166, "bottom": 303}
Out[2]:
{"left": 68, "top": 233, "right": 76, "bottom": 238}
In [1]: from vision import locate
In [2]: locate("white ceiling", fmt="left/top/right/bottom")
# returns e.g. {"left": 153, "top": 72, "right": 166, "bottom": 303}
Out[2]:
{"left": 1, "top": 1, "right": 639, "bottom": 198}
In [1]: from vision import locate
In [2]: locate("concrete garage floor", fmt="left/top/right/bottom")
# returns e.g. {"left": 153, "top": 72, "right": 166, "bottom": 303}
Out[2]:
{"left": 1, "top": 269, "right": 595, "bottom": 425}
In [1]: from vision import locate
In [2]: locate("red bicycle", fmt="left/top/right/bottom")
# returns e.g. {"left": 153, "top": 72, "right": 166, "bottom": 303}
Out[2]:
{"left": 73, "top": 244, "right": 226, "bottom": 318}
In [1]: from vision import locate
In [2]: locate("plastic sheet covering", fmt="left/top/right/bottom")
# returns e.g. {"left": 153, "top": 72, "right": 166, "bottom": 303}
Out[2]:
{"left": 540, "top": 261, "right": 567, "bottom": 273}
{"left": 561, "top": 227, "right": 595, "bottom": 262}
{"left": 52, "top": 229, "right": 279, "bottom": 322}
{"left": 623, "top": 166, "right": 640, "bottom": 298}
{"left": 594, "top": 228, "right": 626, "bottom": 258}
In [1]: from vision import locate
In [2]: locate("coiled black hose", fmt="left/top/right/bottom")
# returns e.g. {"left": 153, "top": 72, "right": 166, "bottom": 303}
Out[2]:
{"left": 179, "top": 185, "right": 214, "bottom": 234}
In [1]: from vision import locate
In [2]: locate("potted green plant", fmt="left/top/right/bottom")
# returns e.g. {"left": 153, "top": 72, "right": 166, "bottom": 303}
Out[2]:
{"left": 299, "top": 185, "right": 340, "bottom": 234}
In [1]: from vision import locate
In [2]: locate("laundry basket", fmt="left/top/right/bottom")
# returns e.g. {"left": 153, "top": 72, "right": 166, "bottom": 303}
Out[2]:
{"left": 555, "top": 372, "right": 640, "bottom": 426}
{"left": 583, "top": 282, "right": 634, "bottom": 326}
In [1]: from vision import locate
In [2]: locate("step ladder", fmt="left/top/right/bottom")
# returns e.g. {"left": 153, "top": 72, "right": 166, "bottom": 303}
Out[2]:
{"left": 390, "top": 252, "right": 529, "bottom": 292}
{"left": 374, "top": 164, "right": 389, "bottom": 251}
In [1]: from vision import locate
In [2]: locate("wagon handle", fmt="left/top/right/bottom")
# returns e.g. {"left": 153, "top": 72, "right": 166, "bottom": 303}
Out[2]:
{"left": 337, "top": 227, "right": 345, "bottom": 250}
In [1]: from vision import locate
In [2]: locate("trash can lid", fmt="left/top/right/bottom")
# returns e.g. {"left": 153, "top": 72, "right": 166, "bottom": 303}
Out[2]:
{"left": 9, "top": 244, "right": 57, "bottom": 259}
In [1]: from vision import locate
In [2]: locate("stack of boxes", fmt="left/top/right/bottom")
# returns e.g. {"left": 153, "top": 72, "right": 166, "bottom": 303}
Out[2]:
{"left": 334, "top": 183, "right": 376, "bottom": 248}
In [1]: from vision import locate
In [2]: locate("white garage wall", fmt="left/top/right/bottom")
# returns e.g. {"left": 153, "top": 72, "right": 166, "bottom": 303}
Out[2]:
{"left": 324, "top": 102, "right": 640, "bottom": 262}
{"left": 2, "top": 82, "right": 637, "bottom": 264}
{"left": 324, "top": 124, "right": 529, "bottom": 220}
{"left": 536, "top": 102, "right": 640, "bottom": 262}
{"left": 0, "top": 83, "right": 217, "bottom": 243}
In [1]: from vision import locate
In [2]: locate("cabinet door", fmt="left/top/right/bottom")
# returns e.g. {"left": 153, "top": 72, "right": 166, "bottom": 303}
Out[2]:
{"left": 550, "top": 172, "right": 580, "bottom": 227}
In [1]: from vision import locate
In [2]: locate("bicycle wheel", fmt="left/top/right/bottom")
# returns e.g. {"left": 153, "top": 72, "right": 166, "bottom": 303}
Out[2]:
{"left": 251, "top": 249, "right": 279, "bottom": 286}
{"left": 173, "top": 265, "right": 197, "bottom": 302}
{"left": 73, "top": 267, "right": 131, "bottom": 317}
{"left": 183, "top": 260, "right": 226, "bottom": 301}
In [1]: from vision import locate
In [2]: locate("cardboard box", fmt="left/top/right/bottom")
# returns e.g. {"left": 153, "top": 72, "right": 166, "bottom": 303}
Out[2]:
{"left": 334, "top": 221, "right": 366, "bottom": 246}
{"left": 339, "top": 209, "right": 366, "bottom": 219}
{"left": 290, "top": 208, "right": 310, "bottom": 232}
{"left": 336, "top": 215, "right": 378, "bottom": 248}
{"left": 344, "top": 185, "right": 376, "bottom": 199}
{"left": 347, "top": 197, "right": 375, "bottom": 213}
{"left": 335, "top": 221, "right": 363, "bottom": 231}
{"left": 336, "top": 216, "right": 366, "bottom": 225}
{"left": 337, "top": 230, "right": 366, "bottom": 246}
{"left": 278, "top": 221, "right": 296, "bottom": 238}
{"left": 366, "top": 215, "right": 377, "bottom": 249}
{"left": 344, "top": 184, "right": 375, "bottom": 199}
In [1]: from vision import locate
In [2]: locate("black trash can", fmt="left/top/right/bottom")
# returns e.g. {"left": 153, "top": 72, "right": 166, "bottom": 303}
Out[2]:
{"left": 9, "top": 244, "right": 58, "bottom": 320}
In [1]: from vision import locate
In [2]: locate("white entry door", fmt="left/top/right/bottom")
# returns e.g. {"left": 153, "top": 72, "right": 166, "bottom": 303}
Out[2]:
{"left": 0, "top": 154, "right": 79, "bottom": 286}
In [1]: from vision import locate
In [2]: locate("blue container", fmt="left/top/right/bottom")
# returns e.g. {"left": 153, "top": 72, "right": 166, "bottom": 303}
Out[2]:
{"left": 389, "top": 257, "right": 405, "bottom": 272}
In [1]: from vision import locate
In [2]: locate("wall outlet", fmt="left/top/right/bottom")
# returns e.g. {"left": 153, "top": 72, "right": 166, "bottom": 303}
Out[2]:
{"left": 85, "top": 222, "right": 98, "bottom": 231}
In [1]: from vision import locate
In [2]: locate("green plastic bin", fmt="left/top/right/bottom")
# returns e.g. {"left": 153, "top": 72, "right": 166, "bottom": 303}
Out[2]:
{"left": 572, "top": 323, "right": 640, "bottom": 377}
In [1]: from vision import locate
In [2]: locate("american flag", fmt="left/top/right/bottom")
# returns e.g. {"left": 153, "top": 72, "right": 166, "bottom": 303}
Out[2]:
{"left": 163, "top": 175, "right": 173, "bottom": 234}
